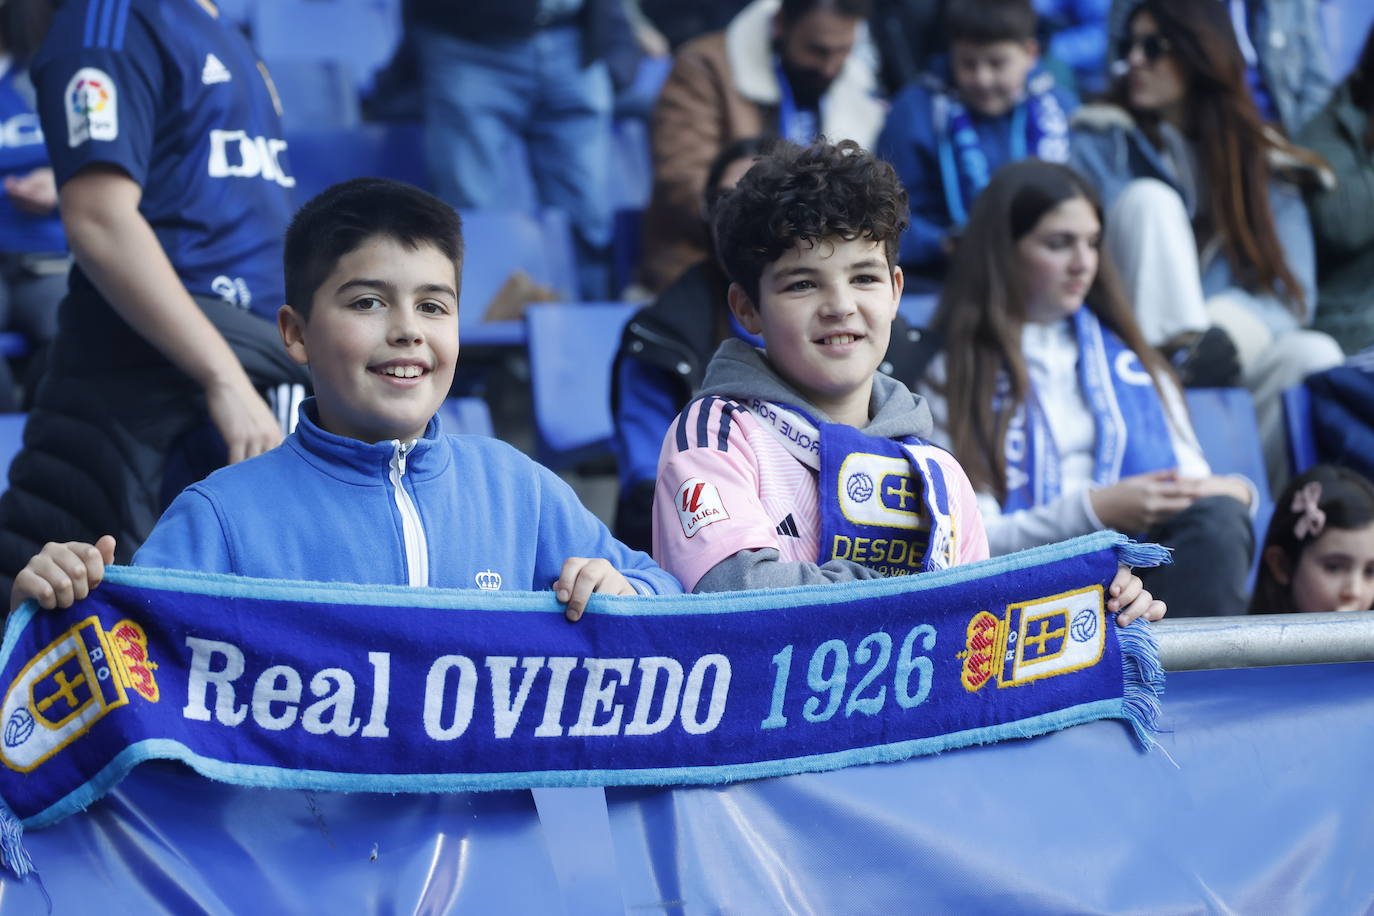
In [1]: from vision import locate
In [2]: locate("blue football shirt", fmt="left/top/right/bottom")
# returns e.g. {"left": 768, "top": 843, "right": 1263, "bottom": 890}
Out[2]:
{"left": 32, "top": 0, "right": 293, "bottom": 321}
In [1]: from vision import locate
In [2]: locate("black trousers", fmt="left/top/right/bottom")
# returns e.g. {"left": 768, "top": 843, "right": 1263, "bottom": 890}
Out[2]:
{"left": 0, "top": 291, "right": 309, "bottom": 590}
{"left": 1138, "top": 494, "right": 1256, "bottom": 617}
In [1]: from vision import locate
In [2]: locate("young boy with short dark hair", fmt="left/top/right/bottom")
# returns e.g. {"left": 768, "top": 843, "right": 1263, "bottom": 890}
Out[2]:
{"left": 652, "top": 140, "right": 1163, "bottom": 628}
{"left": 877, "top": 0, "right": 1076, "bottom": 285}
{"left": 13, "top": 178, "right": 680, "bottom": 618}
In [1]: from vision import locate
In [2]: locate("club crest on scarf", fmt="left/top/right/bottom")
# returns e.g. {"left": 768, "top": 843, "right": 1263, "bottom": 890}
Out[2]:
{"left": 743, "top": 398, "right": 956, "bottom": 576}
{"left": 1, "top": 616, "right": 159, "bottom": 773}
{"left": 958, "top": 585, "right": 1106, "bottom": 692}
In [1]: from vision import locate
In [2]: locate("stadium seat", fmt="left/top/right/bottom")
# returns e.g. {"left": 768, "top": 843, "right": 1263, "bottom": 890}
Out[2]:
{"left": 0, "top": 412, "right": 25, "bottom": 495}
{"left": 1281, "top": 385, "right": 1318, "bottom": 477}
{"left": 264, "top": 58, "right": 361, "bottom": 131}
{"left": 251, "top": 0, "right": 402, "bottom": 94}
{"left": 437, "top": 397, "right": 494, "bottom": 437}
{"left": 525, "top": 302, "right": 639, "bottom": 468}
{"left": 1183, "top": 386, "right": 1273, "bottom": 584}
{"left": 458, "top": 210, "right": 580, "bottom": 348}
{"left": 283, "top": 122, "right": 428, "bottom": 206}
{"left": 899, "top": 292, "right": 938, "bottom": 328}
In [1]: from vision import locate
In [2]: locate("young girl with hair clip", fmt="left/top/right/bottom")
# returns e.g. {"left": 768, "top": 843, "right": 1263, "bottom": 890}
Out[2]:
{"left": 1070, "top": 0, "right": 1343, "bottom": 493}
{"left": 916, "top": 158, "right": 1256, "bottom": 617}
{"left": 1251, "top": 465, "right": 1374, "bottom": 614}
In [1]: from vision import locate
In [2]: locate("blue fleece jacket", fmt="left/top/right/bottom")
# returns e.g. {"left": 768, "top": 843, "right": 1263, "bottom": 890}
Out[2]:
{"left": 134, "top": 401, "right": 682, "bottom": 596}
{"left": 877, "top": 73, "right": 1078, "bottom": 274}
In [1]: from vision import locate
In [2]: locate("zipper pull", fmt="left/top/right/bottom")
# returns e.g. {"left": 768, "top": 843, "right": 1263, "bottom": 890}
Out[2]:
{"left": 391, "top": 439, "right": 408, "bottom": 478}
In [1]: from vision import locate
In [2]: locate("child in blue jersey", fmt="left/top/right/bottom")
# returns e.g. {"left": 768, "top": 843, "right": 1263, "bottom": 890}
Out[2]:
{"left": 877, "top": 0, "right": 1076, "bottom": 287}
{"left": 11, "top": 178, "right": 681, "bottom": 619}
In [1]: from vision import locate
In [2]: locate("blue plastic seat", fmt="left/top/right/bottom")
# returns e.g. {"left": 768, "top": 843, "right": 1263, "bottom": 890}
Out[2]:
{"left": 0, "top": 412, "right": 25, "bottom": 494}
{"left": 264, "top": 58, "right": 360, "bottom": 131}
{"left": 899, "top": 292, "right": 938, "bottom": 328}
{"left": 458, "top": 210, "right": 579, "bottom": 348}
{"left": 437, "top": 397, "right": 493, "bottom": 437}
{"left": 525, "top": 302, "right": 639, "bottom": 468}
{"left": 251, "top": 0, "right": 402, "bottom": 94}
{"left": 1282, "top": 385, "right": 1318, "bottom": 476}
{"left": 283, "top": 122, "right": 427, "bottom": 206}
{"left": 1183, "top": 386, "right": 1273, "bottom": 584}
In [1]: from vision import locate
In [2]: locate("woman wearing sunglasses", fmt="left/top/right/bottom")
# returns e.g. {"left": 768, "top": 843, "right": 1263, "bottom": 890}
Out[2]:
{"left": 1069, "top": 0, "right": 1341, "bottom": 495}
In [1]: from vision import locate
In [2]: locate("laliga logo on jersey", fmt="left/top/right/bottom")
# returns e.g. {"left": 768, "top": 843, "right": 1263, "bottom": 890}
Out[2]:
{"left": 957, "top": 585, "right": 1106, "bottom": 693}
{"left": 675, "top": 477, "right": 728, "bottom": 538}
{"left": 0, "top": 616, "right": 159, "bottom": 773}
{"left": 65, "top": 67, "right": 118, "bottom": 147}
{"left": 207, "top": 129, "right": 295, "bottom": 188}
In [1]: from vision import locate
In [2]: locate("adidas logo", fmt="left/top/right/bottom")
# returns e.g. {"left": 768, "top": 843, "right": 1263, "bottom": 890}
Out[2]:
{"left": 775, "top": 514, "right": 800, "bottom": 538}
{"left": 202, "top": 53, "right": 232, "bottom": 85}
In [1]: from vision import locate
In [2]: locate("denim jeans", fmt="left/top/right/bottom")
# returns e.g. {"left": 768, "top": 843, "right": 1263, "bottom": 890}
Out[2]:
{"left": 416, "top": 24, "right": 613, "bottom": 252}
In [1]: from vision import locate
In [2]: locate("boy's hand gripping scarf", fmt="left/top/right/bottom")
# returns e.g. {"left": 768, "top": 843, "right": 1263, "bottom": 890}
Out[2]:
{"left": 742, "top": 398, "right": 956, "bottom": 574}
{"left": 1001, "top": 309, "right": 1177, "bottom": 513}
{"left": 0, "top": 531, "right": 1165, "bottom": 877}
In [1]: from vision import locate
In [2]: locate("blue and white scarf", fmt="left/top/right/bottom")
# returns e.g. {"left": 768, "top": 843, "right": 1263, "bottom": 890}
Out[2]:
{"left": 935, "top": 72, "right": 1070, "bottom": 225}
{"left": 1002, "top": 310, "right": 1176, "bottom": 513}
{"left": 0, "top": 531, "right": 1166, "bottom": 878}
{"left": 744, "top": 399, "right": 957, "bottom": 574}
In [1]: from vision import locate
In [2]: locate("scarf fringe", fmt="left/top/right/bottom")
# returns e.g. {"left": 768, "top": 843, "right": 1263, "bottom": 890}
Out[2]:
{"left": 1117, "top": 618, "right": 1166, "bottom": 750}
{"left": 1114, "top": 539, "right": 1173, "bottom": 569}
{"left": 0, "top": 794, "right": 33, "bottom": 878}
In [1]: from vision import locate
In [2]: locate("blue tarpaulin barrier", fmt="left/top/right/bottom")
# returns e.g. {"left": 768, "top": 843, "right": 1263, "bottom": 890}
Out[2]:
{"left": 1, "top": 660, "right": 1369, "bottom": 912}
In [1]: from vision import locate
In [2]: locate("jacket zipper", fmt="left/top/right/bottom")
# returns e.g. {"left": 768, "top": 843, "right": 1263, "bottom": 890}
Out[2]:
{"left": 388, "top": 440, "right": 429, "bottom": 587}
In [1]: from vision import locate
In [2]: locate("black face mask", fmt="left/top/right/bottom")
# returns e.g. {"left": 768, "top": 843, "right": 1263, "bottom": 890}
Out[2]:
{"left": 778, "top": 56, "right": 835, "bottom": 110}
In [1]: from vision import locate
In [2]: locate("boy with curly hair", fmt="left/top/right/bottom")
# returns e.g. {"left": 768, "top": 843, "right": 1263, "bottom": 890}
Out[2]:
{"left": 651, "top": 139, "right": 992, "bottom": 592}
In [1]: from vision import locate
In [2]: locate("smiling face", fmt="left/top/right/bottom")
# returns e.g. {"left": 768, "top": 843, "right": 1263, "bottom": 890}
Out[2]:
{"left": 1274, "top": 524, "right": 1374, "bottom": 614}
{"left": 729, "top": 236, "right": 902, "bottom": 427}
{"left": 278, "top": 235, "right": 459, "bottom": 444}
{"left": 1015, "top": 196, "right": 1100, "bottom": 324}
{"left": 949, "top": 38, "right": 1039, "bottom": 119}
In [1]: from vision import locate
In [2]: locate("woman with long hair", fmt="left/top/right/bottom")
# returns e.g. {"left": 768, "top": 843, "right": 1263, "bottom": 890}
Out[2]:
{"left": 1296, "top": 22, "right": 1374, "bottom": 355}
{"left": 916, "top": 158, "right": 1255, "bottom": 616}
{"left": 1070, "top": 0, "right": 1342, "bottom": 493}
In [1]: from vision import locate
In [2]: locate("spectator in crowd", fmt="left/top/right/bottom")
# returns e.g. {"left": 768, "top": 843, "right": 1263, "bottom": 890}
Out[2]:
{"left": 1250, "top": 464, "right": 1374, "bottom": 614}
{"left": 0, "top": 2, "right": 69, "bottom": 411}
{"left": 11, "top": 177, "right": 681, "bottom": 618}
{"left": 877, "top": 0, "right": 1076, "bottom": 289}
{"left": 917, "top": 159, "right": 1254, "bottom": 616}
{"left": 1107, "top": 0, "right": 1332, "bottom": 136}
{"left": 408, "top": 0, "right": 625, "bottom": 298}
{"left": 1296, "top": 23, "right": 1374, "bottom": 356}
{"left": 638, "top": 0, "right": 884, "bottom": 294}
{"left": 611, "top": 137, "right": 934, "bottom": 553}
{"left": 1071, "top": 0, "right": 1342, "bottom": 492}
{"left": 0, "top": 0, "right": 308, "bottom": 589}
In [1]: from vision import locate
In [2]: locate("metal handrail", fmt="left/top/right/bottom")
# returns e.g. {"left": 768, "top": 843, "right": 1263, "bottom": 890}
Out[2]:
{"left": 1155, "top": 612, "right": 1374, "bottom": 671}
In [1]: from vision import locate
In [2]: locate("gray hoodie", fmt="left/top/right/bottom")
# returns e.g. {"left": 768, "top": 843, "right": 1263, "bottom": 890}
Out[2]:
{"left": 691, "top": 339, "right": 938, "bottom": 592}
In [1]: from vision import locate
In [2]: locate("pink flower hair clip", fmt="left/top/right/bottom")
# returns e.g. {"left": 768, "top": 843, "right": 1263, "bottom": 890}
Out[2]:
{"left": 1291, "top": 482, "right": 1326, "bottom": 540}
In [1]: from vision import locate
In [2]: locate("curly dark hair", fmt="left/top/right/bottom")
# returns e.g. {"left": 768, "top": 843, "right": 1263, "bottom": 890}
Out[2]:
{"left": 711, "top": 139, "right": 908, "bottom": 307}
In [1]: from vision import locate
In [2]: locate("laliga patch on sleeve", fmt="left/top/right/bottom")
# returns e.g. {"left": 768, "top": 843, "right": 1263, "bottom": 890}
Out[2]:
{"left": 675, "top": 477, "right": 729, "bottom": 538}
{"left": 65, "top": 67, "right": 118, "bottom": 147}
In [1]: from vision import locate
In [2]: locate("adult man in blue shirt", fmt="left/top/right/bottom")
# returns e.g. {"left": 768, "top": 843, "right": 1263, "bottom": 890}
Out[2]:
{"left": 0, "top": 0, "right": 307, "bottom": 586}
